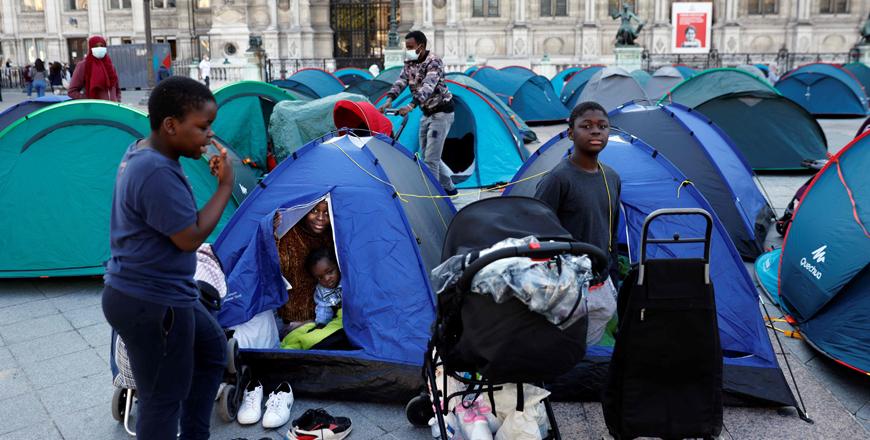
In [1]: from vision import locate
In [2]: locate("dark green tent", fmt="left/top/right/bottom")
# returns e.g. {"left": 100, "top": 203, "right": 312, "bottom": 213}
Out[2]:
{"left": 212, "top": 81, "right": 300, "bottom": 173}
{"left": 660, "top": 68, "right": 827, "bottom": 170}
{"left": 0, "top": 100, "right": 237, "bottom": 278}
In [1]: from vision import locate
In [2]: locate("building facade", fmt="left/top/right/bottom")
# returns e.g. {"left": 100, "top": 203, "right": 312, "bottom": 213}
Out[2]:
{"left": 0, "top": 0, "right": 866, "bottom": 69}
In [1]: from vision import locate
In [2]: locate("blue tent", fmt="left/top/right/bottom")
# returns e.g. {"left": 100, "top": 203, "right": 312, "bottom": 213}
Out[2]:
{"left": 630, "top": 69, "right": 652, "bottom": 86}
{"left": 272, "top": 68, "right": 345, "bottom": 98}
{"left": 446, "top": 72, "right": 537, "bottom": 143}
{"left": 377, "top": 80, "right": 527, "bottom": 188}
{"left": 610, "top": 102, "right": 774, "bottom": 260}
{"left": 503, "top": 132, "right": 798, "bottom": 406}
{"left": 376, "top": 66, "right": 403, "bottom": 85}
{"left": 213, "top": 133, "right": 455, "bottom": 399}
{"left": 758, "top": 131, "right": 870, "bottom": 375}
{"left": 551, "top": 67, "right": 583, "bottom": 95}
{"left": 464, "top": 65, "right": 480, "bottom": 75}
{"left": 775, "top": 63, "right": 869, "bottom": 117}
{"left": 0, "top": 95, "right": 68, "bottom": 131}
{"left": 560, "top": 65, "right": 605, "bottom": 110}
{"left": 333, "top": 67, "right": 372, "bottom": 87}
{"left": 577, "top": 66, "right": 649, "bottom": 111}
{"left": 472, "top": 67, "right": 568, "bottom": 124}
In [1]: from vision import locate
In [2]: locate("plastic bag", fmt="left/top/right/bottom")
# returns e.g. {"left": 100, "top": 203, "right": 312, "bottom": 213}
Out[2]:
{"left": 585, "top": 277, "right": 618, "bottom": 345}
{"left": 491, "top": 384, "right": 550, "bottom": 440}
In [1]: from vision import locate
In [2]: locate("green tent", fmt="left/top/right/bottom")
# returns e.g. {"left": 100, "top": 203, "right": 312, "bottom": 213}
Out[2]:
{"left": 660, "top": 68, "right": 827, "bottom": 170}
{"left": 0, "top": 100, "right": 237, "bottom": 278}
{"left": 212, "top": 81, "right": 300, "bottom": 173}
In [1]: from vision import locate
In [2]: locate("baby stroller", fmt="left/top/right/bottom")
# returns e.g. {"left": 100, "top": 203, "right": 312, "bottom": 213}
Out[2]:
{"left": 109, "top": 245, "right": 248, "bottom": 436}
{"left": 406, "top": 197, "right": 609, "bottom": 439}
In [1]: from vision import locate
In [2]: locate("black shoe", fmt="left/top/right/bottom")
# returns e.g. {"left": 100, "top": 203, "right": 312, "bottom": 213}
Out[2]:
{"left": 445, "top": 188, "right": 459, "bottom": 196}
{"left": 288, "top": 408, "right": 352, "bottom": 439}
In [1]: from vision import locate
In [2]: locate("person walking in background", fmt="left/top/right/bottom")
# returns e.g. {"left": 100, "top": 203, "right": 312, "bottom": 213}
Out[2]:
{"left": 31, "top": 59, "right": 47, "bottom": 98}
{"left": 198, "top": 55, "right": 211, "bottom": 89}
{"left": 22, "top": 64, "right": 33, "bottom": 96}
{"left": 68, "top": 35, "right": 121, "bottom": 102}
{"left": 49, "top": 61, "right": 63, "bottom": 94}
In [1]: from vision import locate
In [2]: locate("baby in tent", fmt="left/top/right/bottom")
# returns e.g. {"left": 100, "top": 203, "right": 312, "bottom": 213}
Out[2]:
{"left": 280, "top": 248, "right": 349, "bottom": 350}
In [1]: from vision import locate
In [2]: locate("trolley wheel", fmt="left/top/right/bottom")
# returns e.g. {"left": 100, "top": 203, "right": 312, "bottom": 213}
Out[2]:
{"left": 405, "top": 394, "right": 434, "bottom": 427}
{"left": 111, "top": 387, "right": 131, "bottom": 422}
{"left": 218, "top": 384, "right": 238, "bottom": 422}
{"left": 226, "top": 338, "right": 239, "bottom": 375}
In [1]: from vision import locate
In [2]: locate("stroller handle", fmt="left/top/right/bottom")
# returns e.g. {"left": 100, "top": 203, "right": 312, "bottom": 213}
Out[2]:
{"left": 457, "top": 241, "right": 609, "bottom": 292}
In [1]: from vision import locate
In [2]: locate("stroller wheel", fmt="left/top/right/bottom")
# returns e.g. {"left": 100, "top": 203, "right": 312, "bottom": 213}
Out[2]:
{"left": 218, "top": 384, "right": 239, "bottom": 422}
{"left": 111, "top": 387, "right": 131, "bottom": 422}
{"left": 226, "top": 338, "right": 240, "bottom": 375}
{"left": 405, "top": 394, "right": 433, "bottom": 427}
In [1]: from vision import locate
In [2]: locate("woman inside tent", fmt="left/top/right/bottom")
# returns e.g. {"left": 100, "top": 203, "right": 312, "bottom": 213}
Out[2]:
{"left": 273, "top": 200, "right": 335, "bottom": 334}
{"left": 68, "top": 35, "right": 121, "bottom": 102}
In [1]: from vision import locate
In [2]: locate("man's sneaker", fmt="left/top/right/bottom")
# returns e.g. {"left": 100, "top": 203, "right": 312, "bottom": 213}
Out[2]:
{"left": 445, "top": 188, "right": 459, "bottom": 197}
{"left": 236, "top": 381, "right": 263, "bottom": 425}
{"left": 262, "top": 382, "right": 294, "bottom": 428}
{"left": 287, "top": 408, "right": 352, "bottom": 440}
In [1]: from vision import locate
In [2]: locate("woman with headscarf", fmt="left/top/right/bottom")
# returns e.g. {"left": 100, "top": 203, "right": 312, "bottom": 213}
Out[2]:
{"left": 68, "top": 35, "right": 121, "bottom": 102}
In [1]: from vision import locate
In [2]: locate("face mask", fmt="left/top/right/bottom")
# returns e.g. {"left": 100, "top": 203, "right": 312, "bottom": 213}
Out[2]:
{"left": 91, "top": 47, "right": 107, "bottom": 59}
{"left": 405, "top": 49, "right": 419, "bottom": 61}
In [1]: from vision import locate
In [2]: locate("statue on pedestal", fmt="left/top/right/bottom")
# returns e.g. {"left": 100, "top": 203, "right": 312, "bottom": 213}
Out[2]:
{"left": 611, "top": 1, "right": 645, "bottom": 46}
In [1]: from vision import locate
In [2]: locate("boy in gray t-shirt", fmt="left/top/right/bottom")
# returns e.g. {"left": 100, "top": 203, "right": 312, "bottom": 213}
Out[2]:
{"left": 534, "top": 101, "right": 622, "bottom": 282}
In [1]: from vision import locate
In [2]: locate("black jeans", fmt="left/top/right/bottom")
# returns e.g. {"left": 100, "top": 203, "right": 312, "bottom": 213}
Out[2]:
{"left": 103, "top": 285, "right": 226, "bottom": 440}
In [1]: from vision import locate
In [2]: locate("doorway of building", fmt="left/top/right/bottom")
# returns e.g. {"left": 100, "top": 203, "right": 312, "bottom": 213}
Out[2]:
{"left": 67, "top": 38, "right": 87, "bottom": 65}
{"left": 330, "top": 0, "right": 396, "bottom": 69}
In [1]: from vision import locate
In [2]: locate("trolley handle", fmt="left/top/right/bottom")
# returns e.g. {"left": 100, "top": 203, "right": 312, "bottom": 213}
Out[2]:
{"left": 457, "top": 241, "right": 608, "bottom": 292}
{"left": 383, "top": 108, "right": 410, "bottom": 140}
{"left": 638, "top": 208, "right": 713, "bottom": 285}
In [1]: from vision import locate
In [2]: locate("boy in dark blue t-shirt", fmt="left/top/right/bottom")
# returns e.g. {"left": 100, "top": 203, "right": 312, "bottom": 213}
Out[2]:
{"left": 102, "top": 76, "right": 234, "bottom": 439}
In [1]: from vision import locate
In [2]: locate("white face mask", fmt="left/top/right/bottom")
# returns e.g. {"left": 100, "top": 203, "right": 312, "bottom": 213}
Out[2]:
{"left": 405, "top": 48, "right": 419, "bottom": 61}
{"left": 91, "top": 47, "right": 107, "bottom": 59}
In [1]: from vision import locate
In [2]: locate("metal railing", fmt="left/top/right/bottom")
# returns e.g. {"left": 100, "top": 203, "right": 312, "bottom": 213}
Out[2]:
{"left": 265, "top": 59, "right": 334, "bottom": 81}
{"left": 642, "top": 51, "right": 855, "bottom": 72}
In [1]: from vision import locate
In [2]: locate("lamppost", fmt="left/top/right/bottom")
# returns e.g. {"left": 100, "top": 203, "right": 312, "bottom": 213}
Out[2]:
{"left": 387, "top": 0, "right": 399, "bottom": 49}
{"left": 143, "top": 0, "right": 155, "bottom": 88}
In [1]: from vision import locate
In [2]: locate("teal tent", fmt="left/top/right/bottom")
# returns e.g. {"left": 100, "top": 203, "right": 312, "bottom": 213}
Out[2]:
{"left": 630, "top": 69, "right": 651, "bottom": 86}
{"left": 661, "top": 68, "right": 827, "bottom": 170}
{"left": 334, "top": 67, "right": 372, "bottom": 87}
{"left": 376, "top": 66, "right": 403, "bottom": 85}
{"left": 843, "top": 62, "right": 870, "bottom": 93}
{"left": 212, "top": 81, "right": 299, "bottom": 172}
{"left": 378, "top": 80, "right": 527, "bottom": 188}
{"left": 550, "top": 67, "right": 583, "bottom": 95}
{"left": 0, "top": 100, "right": 236, "bottom": 278}
{"left": 775, "top": 63, "right": 869, "bottom": 117}
{"left": 446, "top": 73, "right": 537, "bottom": 143}
{"left": 272, "top": 68, "right": 345, "bottom": 98}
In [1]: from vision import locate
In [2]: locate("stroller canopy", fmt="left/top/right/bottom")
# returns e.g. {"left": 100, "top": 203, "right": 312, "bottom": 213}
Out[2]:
{"left": 379, "top": 80, "right": 527, "bottom": 189}
{"left": 214, "top": 133, "right": 454, "bottom": 365}
{"left": 775, "top": 131, "right": 870, "bottom": 374}
{"left": 578, "top": 66, "right": 649, "bottom": 111}
{"left": 272, "top": 68, "right": 345, "bottom": 99}
{"left": 643, "top": 66, "right": 683, "bottom": 102}
{"left": 446, "top": 72, "right": 537, "bottom": 143}
{"left": 212, "top": 81, "right": 300, "bottom": 173}
{"left": 503, "top": 132, "right": 798, "bottom": 407}
{"left": 775, "top": 63, "right": 869, "bottom": 117}
{"left": 661, "top": 69, "right": 827, "bottom": 170}
{"left": 551, "top": 66, "right": 583, "bottom": 95}
{"left": 333, "top": 100, "right": 394, "bottom": 137}
{"left": 472, "top": 67, "right": 568, "bottom": 124}
{"left": 0, "top": 95, "right": 68, "bottom": 132}
{"left": 333, "top": 67, "right": 372, "bottom": 87}
{"left": 0, "top": 100, "right": 236, "bottom": 278}
{"left": 560, "top": 65, "right": 605, "bottom": 110}
{"left": 610, "top": 102, "right": 774, "bottom": 260}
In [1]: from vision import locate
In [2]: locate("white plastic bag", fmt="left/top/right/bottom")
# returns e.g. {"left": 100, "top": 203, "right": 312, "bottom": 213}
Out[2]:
{"left": 491, "top": 384, "right": 550, "bottom": 440}
{"left": 495, "top": 409, "right": 542, "bottom": 440}
{"left": 229, "top": 310, "right": 280, "bottom": 349}
{"left": 585, "top": 277, "right": 617, "bottom": 345}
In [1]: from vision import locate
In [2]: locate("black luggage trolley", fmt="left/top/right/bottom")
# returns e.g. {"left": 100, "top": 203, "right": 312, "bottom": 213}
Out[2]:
{"left": 405, "top": 197, "right": 609, "bottom": 440}
{"left": 603, "top": 208, "right": 723, "bottom": 440}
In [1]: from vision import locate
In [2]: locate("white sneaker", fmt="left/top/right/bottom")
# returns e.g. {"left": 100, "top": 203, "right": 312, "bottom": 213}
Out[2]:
{"left": 262, "top": 382, "right": 294, "bottom": 428}
{"left": 237, "top": 381, "right": 263, "bottom": 425}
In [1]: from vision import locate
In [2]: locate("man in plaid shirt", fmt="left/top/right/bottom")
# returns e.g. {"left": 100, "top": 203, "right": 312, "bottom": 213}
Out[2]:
{"left": 380, "top": 30, "right": 458, "bottom": 196}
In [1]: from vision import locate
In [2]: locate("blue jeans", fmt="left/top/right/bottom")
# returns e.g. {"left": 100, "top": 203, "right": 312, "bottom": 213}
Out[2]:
{"left": 102, "top": 286, "right": 226, "bottom": 440}
{"left": 33, "top": 79, "right": 46, "bottom": 97}
{"left": 24, "top": 81, "right": 32, "bottom": 96}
